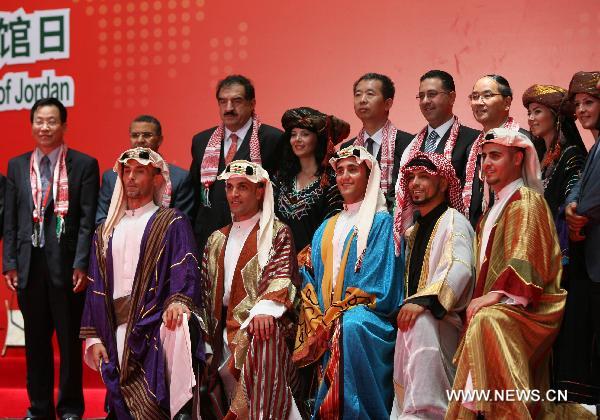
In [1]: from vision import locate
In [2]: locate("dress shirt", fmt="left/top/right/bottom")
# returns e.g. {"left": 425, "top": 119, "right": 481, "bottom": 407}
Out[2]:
{"left": 332, "top": 200, "right": 362, "bottom": 287}
{"left": 224, "top": 117, "right": 252, "bottom": 157}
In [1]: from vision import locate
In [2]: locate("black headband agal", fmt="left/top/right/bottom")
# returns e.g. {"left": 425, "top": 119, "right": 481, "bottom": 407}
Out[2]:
{"left": 406, "top": 158, "right": 437, "bottom": 172}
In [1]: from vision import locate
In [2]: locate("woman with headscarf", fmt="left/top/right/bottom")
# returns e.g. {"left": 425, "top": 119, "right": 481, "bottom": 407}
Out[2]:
{"left": 273, "top": 107, "right": 349, "bottom": 255}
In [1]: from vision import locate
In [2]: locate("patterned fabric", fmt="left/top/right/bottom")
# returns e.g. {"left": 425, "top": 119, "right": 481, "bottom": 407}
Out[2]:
{"left": 462, "top": 117, "right": 520, "bottom": 211}
{"left": 423, "top": 130, "right": 439, "bottom": 153}
{"left": 393, "top": 152, "right": 466, "bottom": 255}
{"left": 568, "top": 71, "right": 600, "bottom": 99}
{"left": 522, "top": 84, "right": 570, "bottom": 114}
{"left": 354, "top": 119, "right": 398, "bottom": 193}
{"left": 407, "top": 116, "right": 461, "bottom": 164}
{"left": 29, "top": 143, "right": 69, "bottom": 247}
{"left": 199, "top": 114, "right": 262, "bottom": 201}
{"left": 224, "top": 133, "right": 238, "bottom": 165}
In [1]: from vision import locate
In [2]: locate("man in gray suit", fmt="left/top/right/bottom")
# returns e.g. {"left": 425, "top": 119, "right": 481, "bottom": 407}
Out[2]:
{"left": 3, "top": 97, "right": 99, "bottom": 420}
{"left": 95, "top": 115, "right": 194, "bottom": 225}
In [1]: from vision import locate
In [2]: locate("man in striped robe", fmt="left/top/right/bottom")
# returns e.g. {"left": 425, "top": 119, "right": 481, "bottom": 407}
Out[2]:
{"left": 199, "top": 160, "right": 302, "bottom": 419}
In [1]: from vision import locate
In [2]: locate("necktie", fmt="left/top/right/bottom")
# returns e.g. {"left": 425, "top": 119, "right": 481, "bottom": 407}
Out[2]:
{"left": 424, "top": 130, "right": 440, "bottom": 153}
{"left": 40, "top": 155, "right": 51, "bottom": 203}
{"left": 365, "top": 137, "right": 374, "bottom": 155}
{"left": 225, "top": 133, "right": 238, "bottom": 165}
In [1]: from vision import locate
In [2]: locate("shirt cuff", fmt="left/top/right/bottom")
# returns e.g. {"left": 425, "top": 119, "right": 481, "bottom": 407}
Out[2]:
{"left": 84, "top": 338, "right": 102, "bottom": 371}
{"left": 239, "top": 300, "right": 286, "bottom": 330}
{"left": 489, "top": 290, "right": 529, "bottom": 307}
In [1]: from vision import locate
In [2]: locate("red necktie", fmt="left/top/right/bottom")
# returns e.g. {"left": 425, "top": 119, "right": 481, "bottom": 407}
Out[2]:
{"left": 225, "top": 133, "right": 238, "bottom": 165}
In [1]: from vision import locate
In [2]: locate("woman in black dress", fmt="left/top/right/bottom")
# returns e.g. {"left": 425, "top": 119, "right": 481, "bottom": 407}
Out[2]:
{"left": 273, "top": 107, "right": 349, "bottom": 255}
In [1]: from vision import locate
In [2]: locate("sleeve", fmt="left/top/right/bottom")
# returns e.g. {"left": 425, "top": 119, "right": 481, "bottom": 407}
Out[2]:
{"left": 2, "top": 162, "right": 18, "bottom": 273}
{"left": 74, "top": 158, "right": 100, "bottom": 270}
{"left": 171, "top": 170, "right": 195, "bottom": 221}
{"left": 95, "top": 170, "right": 113, "bottom": 225}
{"left": 188, "top": 137, "right": 202, "bottom": 225}
{"left": 561, "top": 146, "right": 586, "bottom": 203}
{"left": 322, "top": 181, "right": 343, "bottom": 221}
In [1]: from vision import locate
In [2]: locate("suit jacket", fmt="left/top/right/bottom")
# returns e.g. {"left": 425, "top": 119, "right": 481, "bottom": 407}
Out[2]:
{"left": 2, "top": 148, "right": 99, "bottom": 288}
{"left": 566, "top": 139, "right": 600, "bottom": 282}
{"left": 189, "top": 122, "right": 282, "bottom": 250}
{"left": 468, "top": 127, "right": 531, "bottom": 227}
{"left": 0, "top": 173, "right": 5, "bottom": 241}
{"left": 418, "top": 124, "right": 480, "bottom": 185}
{"left": 95, "top": 162, "right": 194, "bottom": 225}
{"left": 341, "top": 129, "right": 414, "bottom": 207}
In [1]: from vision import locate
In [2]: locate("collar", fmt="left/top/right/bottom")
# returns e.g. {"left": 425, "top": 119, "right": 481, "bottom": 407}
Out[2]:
{"left": 427, "top": 116, "right": 455, "bottom": 139}
{"left": 496, "top": 178, "right": 524, "bottom": 203}
{"left": 416, "top": 202, "right": 448, "bottom": 228}
{"left": 343, "top": 200, "right": 363, "bottom": 214}
{"left": 232, "top": 210, "right": 261, "bottom": 230}
{"left": 124, "top": 200, "right": 158, "bottom": 218}
{"left": 364, "top": 126, "right": 384, "bottom": 145}
{"left": 225, "top": 117, "right": 253, "bottom": 142}
{"left": 35, "top": 144, "right": 63, "bottom": 169}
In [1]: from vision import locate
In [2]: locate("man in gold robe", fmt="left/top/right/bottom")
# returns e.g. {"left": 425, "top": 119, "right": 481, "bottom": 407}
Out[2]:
{"left": 447, "top": 128, "right": 566, "bottom": 419}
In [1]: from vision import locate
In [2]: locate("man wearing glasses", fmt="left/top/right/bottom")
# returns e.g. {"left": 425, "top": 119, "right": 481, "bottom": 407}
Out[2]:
{"left": 399, "top": 70, "right": 480, "bottom": 186}
{"left": 95, "top": 115, "right": 194, "bottom": 224}
{"left": 462, "top": 74, "right": 531, "bottom": 226}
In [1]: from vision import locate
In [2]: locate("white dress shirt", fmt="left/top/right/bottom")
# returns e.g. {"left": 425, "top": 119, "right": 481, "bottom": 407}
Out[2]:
{"left": 224, "top": 117, "right": 252, "bottom": 158}
{"left": 364, "top": 126, "right": 384, "bottom": 158}
{"left": 426, "top": 116, "right": 455, "bottom": 151}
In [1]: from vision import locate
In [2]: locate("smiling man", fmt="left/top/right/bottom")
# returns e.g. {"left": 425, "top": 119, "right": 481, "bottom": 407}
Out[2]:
{"left": 95, "top": 115, "right": 194, "bottom": 224}
{"left": 447, "top": 128, "right": 566, "bottom": 419}
{"left": 340, "top": 73, "right": 414, "bottom": 210}
{"left": 400, "top": 70, "right": 479, "bottom": 186}
{"left": 189, "top": 75, "right": 282, "bottom": 251}
{"left": 3, "top": 97, "right": 99, "bottom": 420}
{"left": 199, "top": 160, "right": 302, "bottom": 419}
{"left": 391, "top": 152, "right": 474, "bottom": 419}
{"left": 294, "top": 146, "right": 402, "bottom": 418}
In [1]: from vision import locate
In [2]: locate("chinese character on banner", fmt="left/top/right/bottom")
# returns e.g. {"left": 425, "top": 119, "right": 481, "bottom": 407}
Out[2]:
{"left": 0, "top": 8, "right": 70, "bottom": 69}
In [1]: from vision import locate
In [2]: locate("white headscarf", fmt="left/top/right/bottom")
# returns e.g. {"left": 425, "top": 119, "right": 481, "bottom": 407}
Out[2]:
{"left": 329, "top": 145, "right": 387, "bottom": 270}
{"left": 480, "top": 128, "right": 543, "bottom": 210}
{"left": 217, "top": 160, "right": 275, "bottom": 271}
{"left": 102, "top": 147, "right": 171, "bottom": 255}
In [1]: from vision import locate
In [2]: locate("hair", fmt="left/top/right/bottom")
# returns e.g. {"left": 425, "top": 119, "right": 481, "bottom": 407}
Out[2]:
{"left": 485, "top": 74, "right": 513, "bottom": 98}
{"left": 216, "top": 74, "right": 255, "bottom": 101}
{"left": 277, "top": 126, "right": 329, "bottom": 183}
{"left": 30, "top": 97, "right": 67, "bottom": 123}
{"left": 420, "top": 70, "right": 455, "bottom": 92}
{"left": 131, "top": 114, "right": 163, "bottom": 136}
{"left": 353, "top": 73, "right": 395, "bottom": 100}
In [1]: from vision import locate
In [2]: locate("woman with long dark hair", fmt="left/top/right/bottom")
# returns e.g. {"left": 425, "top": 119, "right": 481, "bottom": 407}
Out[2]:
{"left": 272, "top": 107, "right": 349, "bottom": 255}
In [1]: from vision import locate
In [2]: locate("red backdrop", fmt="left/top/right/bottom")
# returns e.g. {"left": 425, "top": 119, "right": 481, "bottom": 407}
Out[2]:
{"left": 0, "top": 0, "right": 599, "bottom": 332}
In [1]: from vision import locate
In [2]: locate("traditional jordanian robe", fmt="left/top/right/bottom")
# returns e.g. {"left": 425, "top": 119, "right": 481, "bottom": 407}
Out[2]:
{"left": 391, "top": 205, "right": 475, "bottom": 419}
{"left": 294, "top": 206, "right": 403, "bottom": 419}
{"left": 80, "top": 206, "right": 205, "bottom": 419}
{"left": 447, "top": 181, "right": 566, "bottom": 419}
{"left": 200, "top": 217, "right": 302, "bottom": 419}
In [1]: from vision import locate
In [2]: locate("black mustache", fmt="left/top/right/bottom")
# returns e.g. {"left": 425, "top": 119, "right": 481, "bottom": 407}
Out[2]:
{"left": 224, "top": 111, "right": 238, "bottom": 116}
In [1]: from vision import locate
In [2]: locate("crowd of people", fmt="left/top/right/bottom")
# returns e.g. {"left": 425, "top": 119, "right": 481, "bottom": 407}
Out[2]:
{"left": 1, "top": 69, "right": 599, "bottom": 419}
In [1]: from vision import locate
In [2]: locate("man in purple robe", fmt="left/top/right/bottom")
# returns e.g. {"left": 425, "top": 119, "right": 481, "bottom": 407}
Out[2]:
{"left": 80, "top": 147, "right": 205, "bottom": 419}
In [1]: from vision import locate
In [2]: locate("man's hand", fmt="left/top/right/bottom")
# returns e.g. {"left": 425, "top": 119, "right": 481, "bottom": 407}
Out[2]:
{"left": 396, "top": 303, "right": 426, "bottom": 332}
{"left": 466, "top": 292, "right": 503, "bottom": 323}
{"left": 565, "top": 202, "right": 588, "bottom": 241}
{"left": 91, "top": 343, "right": 109, "bottom": 371}
{"left": 72, "top": 268, "right": 88, "bottom": 293}
{"left": 162, "top": 302, "right": 191, "bottom": 330}
{"left": 4, "top": 270, "right": 18, "bottom": 291}
{"left": 248, "top": 315, "right": 275, "bottom": 341}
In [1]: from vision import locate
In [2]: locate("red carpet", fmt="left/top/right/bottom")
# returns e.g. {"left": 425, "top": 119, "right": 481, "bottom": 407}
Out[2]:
{"left": 0, "top": 346, "right": 106, "bottom": 419}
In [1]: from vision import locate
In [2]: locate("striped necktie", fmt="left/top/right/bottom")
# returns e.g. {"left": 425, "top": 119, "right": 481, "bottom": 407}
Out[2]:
{"left": 424, "top": 130, "right": 439, "bottom": 153}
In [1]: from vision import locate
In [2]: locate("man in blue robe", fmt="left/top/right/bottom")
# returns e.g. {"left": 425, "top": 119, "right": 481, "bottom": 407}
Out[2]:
{"left": 293, "top": 145, "right": 403, "bottom": 419}
{"left": 80, "top": 148, "right": 205, "bottom": 419}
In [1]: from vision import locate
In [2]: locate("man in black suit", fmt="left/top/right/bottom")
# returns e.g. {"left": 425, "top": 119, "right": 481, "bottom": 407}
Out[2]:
{"left": 2, "top": 98, "right": 99, "bottom": 420}
{"left": 95, "top": 114, "right": 194, "bottom": 224}
{"left": 400, "top": 70, "right": 479, "bottom": 186}
{"left": 189, "top": 74, "right": 282, "bottom": 250}
{"left": 340, "top": 73, "right": 414, "bottom": 210}
{"left": 463, "top": 74, "right": 531, "bottom": 226}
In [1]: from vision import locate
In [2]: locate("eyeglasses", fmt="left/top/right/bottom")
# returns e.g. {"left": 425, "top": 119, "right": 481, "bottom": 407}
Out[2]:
{"left": 129, "top": 131, "right": 156, "bottom": 140}
{"left": 468, "top": 92, "right": 502, "bottom": 102}
{"left": 415, "top": 91, "right": 451, "bottom": 100}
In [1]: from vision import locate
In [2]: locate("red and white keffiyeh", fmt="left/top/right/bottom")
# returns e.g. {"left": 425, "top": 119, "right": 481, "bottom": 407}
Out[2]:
{"left": 393, "top": 152, "right": 466, "bottom": 255}
{"left": 354, "top": 119, "right": 397, "bottom": 193}
{"left": 200, "top": 114, "right": 262, "bottom": 206}
{"left": 406, "top": 116, "right": 461, "bottom": 163}
{"left": 29, "top": 143, "right": 69, "bottom": 247}
{"left": 462, "top": 117, "right": 520, "bottom": 211}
